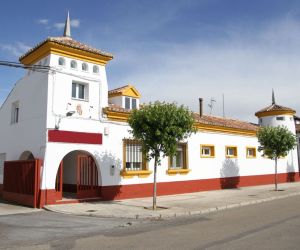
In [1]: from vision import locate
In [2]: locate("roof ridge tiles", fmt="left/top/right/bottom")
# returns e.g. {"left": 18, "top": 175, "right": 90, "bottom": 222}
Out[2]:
{"left": 19, "top": 36, "right": 113, "bottom": 62}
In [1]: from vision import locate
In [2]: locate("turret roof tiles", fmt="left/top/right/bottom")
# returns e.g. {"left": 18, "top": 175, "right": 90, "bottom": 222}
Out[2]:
{"left": 19, "top": 37, "right": 113, "bottom": 61}
{"left": 255, "top": 103, "right": 295, "bottom": 116}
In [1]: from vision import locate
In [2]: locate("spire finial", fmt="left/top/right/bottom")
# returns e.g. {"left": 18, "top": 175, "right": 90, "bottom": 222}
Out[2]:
{"left": 272, "top": 89, "right": 275, "bottom": 105}
{"left": 63, "top": 11, "right": 71, "bottom": 37}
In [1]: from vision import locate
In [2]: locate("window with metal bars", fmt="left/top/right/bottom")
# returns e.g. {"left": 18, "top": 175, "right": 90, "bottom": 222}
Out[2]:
{"left": 123, "top": 139, "right": 146, "bottom": 171}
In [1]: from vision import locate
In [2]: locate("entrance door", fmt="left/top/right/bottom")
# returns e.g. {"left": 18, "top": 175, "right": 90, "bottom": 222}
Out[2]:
{"left": 55, "top": 162, "right": 63, "bottom": 200}
{"left": 77, "top": 155, "right": 100, "bottom": 199}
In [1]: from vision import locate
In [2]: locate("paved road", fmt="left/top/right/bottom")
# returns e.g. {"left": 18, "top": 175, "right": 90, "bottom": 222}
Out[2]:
{"left": 1, "top": 196, "right": 300, "bottom": 249}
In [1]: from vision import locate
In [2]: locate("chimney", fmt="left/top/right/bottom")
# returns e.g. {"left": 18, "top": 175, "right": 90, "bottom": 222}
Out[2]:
{"left": 199, "top": 98, "right": 203, "bottom": 117}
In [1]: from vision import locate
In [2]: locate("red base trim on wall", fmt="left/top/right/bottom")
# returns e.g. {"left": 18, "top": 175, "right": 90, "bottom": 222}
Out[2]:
{"left": 3, "top": 191, "right": 36, "bottom": 207}
{"left": 101, "top": 172, "right": 300, "bottom": 200}
{"left": 39, "top": 189, "right": 57, "bottom": 207}
{"left": 38, "top": 172, "right": 300, "bottom": 207}
{"left": 48, "top": 130, "right": 102, "bottom": 144}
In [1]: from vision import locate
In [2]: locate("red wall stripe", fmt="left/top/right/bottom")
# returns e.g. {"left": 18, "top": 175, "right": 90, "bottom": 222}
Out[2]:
{"left": 101, "top": 172, "right": 300, "bottom": 200}
{"left": 39, "top": 172, "right": 300, "bottom": 207}
{"left": 48, "top": 130, "right": 102, "bottom": 144}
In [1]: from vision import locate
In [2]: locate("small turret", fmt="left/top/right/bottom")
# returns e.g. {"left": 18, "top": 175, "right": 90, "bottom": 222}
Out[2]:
{"left": 255, "top": 90, "right": 296, "bottom": 134}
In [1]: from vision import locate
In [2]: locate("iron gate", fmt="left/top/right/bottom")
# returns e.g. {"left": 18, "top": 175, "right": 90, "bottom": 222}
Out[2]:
{"left": 77, "top": 155, "right": 100, "bottom": 199}
{"left": 3, "top": 159, "right": 41, "bottom": 208}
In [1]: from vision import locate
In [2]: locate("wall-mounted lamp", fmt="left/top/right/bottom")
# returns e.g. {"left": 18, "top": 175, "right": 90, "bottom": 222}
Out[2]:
{"left": 66, "top": 111, "right": 75, "bottom": 117}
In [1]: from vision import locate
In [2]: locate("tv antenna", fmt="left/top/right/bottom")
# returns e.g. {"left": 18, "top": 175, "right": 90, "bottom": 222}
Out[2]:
{"left": 208, "top": 97, "right": 216, "bottom": 115}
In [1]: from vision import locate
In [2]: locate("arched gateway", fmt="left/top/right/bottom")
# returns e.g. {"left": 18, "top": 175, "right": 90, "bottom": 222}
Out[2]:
{"left": 55, "top": 150, "right": 101, "bottom": 201}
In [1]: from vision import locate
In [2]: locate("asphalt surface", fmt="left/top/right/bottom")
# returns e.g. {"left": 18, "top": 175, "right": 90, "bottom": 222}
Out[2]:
{"left": 1, "top": 196, "right": 300, "bottom": 249}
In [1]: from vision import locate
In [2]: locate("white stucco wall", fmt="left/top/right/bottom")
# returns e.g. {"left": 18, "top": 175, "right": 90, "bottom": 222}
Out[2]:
{"left": 0, "top": 69, "right": 48, "bottom": 167}
{"left": 260, "top": 114, "right": 296, "bottom": 134}
{"left": 108, "top": 96, "right": 123, "bottom": 107}
{"left": 40, "top": 119, "right": 299, "bottom": 190}
{"left": 46, "top": 54, "right": 108, "bottom": 130}
{"left": 0, "top": 50, "right": 299, "bottom": 192}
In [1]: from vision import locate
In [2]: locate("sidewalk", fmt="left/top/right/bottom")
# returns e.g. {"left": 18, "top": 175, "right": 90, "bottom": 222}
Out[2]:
{"left": 0, "top": 200, "right": 39, "bottom": 216}
{"left": 45, "top": 182, "right": 300, "bottom": 219}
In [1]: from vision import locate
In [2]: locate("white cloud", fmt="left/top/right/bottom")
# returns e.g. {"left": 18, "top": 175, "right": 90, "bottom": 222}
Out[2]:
{"left": 71, "top": 19, "right": 80, "bottom": 28}
{"left": 0, "top": 42, "right": 31, "bottom": 57}
{"left": 37, "top": 19, "right": 49, "bottom": 25}
{"left": 53, "top": 22, "right": 65, "bottom": 29}
{"left": 53, "top": 19, "right": 80, "bottom": 30}
{"left": 107, "top": 16, "right": 300, "bottom": 123}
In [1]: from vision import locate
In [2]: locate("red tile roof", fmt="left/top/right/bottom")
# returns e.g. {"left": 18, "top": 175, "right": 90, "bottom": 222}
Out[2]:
{"left": 104, "top": 104, "right": 258, "bottom": 132}
{"left": 193, "top": 113, "right": 258, "bottom": 131}
{"left": 255, "top": 103, "right": 295, "bottom": 116}
{"left": 108, "top": 85, "right": 131, "bottom": 95}
{"left": 20, "top": 37, "right": 113, "bottom": 61}
{"left": 106, "top": 104, "right": 131, "bottom": 113}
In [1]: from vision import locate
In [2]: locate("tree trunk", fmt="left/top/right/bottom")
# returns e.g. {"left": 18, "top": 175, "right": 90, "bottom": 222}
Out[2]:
{"left": 153, "top": 156, "right": 157, "bottom": 210}
{"left": 275, "top": 157, "right": 278, "bottom": 191}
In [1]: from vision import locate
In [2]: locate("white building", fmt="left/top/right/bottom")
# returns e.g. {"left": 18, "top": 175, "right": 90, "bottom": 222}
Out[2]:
{"left": 0, "top": 15, "right": 299, "bottom": 207}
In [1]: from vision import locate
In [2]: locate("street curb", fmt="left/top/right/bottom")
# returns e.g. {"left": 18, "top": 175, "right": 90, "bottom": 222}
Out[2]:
{"left": 44, "top": 191, "right": 300, "bottom": 220}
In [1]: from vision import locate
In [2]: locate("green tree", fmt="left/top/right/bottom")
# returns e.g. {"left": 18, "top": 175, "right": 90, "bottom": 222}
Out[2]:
{"left": 257, "top": 126, "right": 296, "bottom": 191}
{"left": 128, "top": 102, "right": 195, "bottom": 210}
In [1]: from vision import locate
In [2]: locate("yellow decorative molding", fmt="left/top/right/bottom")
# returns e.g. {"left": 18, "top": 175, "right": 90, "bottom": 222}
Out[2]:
{"left": 104, "top": 109, "right": 130, "bottom": 122}
{"left": 20, "top": 41, "right": 113, "bottom": 66}
{"left": 200, "top": 144, "right": 215, "bottom": 158}
{"left": 246, "top": 146, "right": 257, "bottom": 158}
{"left": 104, "top": 110, "right": 257, "bottom": 137}
{"left": 166, "top": 169, "right": 191, "bottom": 175}
{"left": 194, "top": 123, "right": 257, "bottom": 137}
{"left": 255, "top": 110, "right": 296, "bottom": 118}
{"left": 225, "top": 145, "right": 238, "bottom": 158}
{"left": 120, "top": 170, "right": 152, "bottom": 178}
{"left": 108, "top": 85, "right": 141, "bottom": 98}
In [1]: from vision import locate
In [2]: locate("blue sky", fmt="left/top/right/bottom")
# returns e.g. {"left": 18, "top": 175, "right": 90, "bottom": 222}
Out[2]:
{"left": 1, "top": 0, "right": 300, "bottom": 122}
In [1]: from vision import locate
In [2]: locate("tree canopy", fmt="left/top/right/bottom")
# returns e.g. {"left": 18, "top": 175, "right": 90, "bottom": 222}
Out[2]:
{"left": 257, "top": 126, "right": 296, "bottom": 190}
{"left": 128, "top": 101, "right": 195, "bottom": 209}
{"left": 257, "top": 126, "right": 296, "bottom": 159}
{"left": 128, "top": 101, "right": 195, "bottom": 163}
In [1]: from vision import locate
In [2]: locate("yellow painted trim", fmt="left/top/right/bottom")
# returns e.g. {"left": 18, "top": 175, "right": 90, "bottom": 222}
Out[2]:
{"left": 120, "top": 170, "right": 153, "bottom": 178}
{"left": 104, "top": 109, "right": 130, "bottom": 122}
{"left": 166, "top": 169, "right": 191, "bottom": 175}
{"left": 104, "top": 110, "right": 257, "bottom": 137}
{"left": 168, "top": 143, "right": 189, "bottom": 172}
{"left": 108, "top": 85, "right": 141, "bottom": 98}
{"left": 123, "top": 86, "right": 141, "bottom": 98}
{"left": 194, "top": 123, "right": 257, "bottom": 137}
{"left": 246, "top": 146, "right": 257, "bottom": 158}
{"left": 121, "top": 139, "right": 150, "bottom": 178}
{"left": 255, "top": 110, "right": 295, "bottom": 118}
{"left": 20, "top": 41, "right": 113, "bottom": 66}
{"left": 200, "top": 144, "right": 215, "bottom": 158}
{"left": 225, "top": 145, "right": 238, "bottom": 158}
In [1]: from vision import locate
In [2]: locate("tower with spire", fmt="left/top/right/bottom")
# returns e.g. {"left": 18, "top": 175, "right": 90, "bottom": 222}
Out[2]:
{"left": 255, "top": 90, "right": 296, "bottom": 134}
{"left": 18, "top": 12, "right": 114, "bottom": 122}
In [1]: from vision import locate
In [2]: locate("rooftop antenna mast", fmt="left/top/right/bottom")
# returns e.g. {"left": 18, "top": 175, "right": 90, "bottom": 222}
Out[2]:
{"left": 208, "top": 97, "right": 216, "bottom": 115}
{"left": 222, "top": 93, "right": 225, "bottom": 118}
